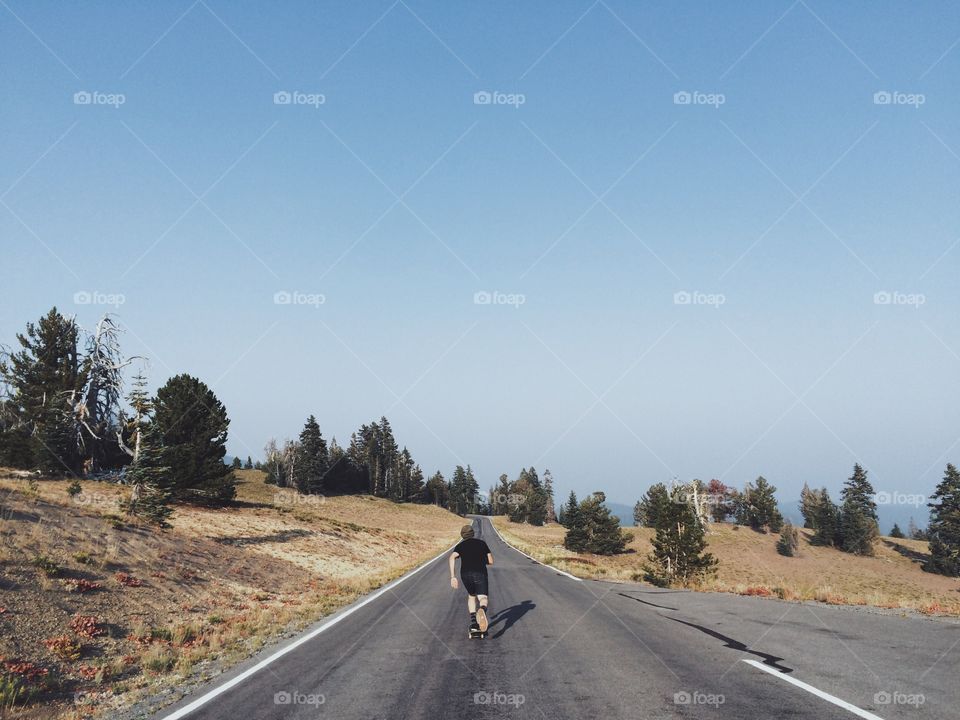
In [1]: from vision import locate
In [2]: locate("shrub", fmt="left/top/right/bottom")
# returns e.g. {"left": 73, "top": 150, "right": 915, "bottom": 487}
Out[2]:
{"left": 776, "top": 521, "right": 800, "bottom": 557}
{"left": 70, "top": 615, "right": 106, "bottom": 638}
{"left": 43, "top": 635, "right": 82, "bottom": 661}
{"left": 32, "top": 554, "right": 61, "bottom": 577}
{"left": 61, "top": 578, "right": 103, "bottom": 593}
{"left": 141, "top": 645, "right": 175, "bottom": 674}
{"left": 114, "top": 572, "right": 143, "bottom": 587}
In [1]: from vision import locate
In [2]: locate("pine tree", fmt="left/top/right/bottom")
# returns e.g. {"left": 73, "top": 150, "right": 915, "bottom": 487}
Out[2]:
{"left": 293, "top": 415, "right": 328, "bottom": 495}
{"left": 924, "top": 463, "right": 960, "bottom": 576}
{"left": 799, "top": 483, "right": 818, "bottom": 529}
{"left": 634, "top": 483, "right": 671, "bottom": 527}
{"left": 643, "top": 483, "right": 717, "bottom": 587}
{"left": 244, "top": 456, "right": 253, "bottom": 469}
{"left": 839, "top": 463, "right": 879, "bottom": 555}
{"left": 425, "top": 471, "right": 448, "bottom": 507}
{"left": 737, "top": 476, "right": 783, "bottom": 533}
{"left": 889, "top": 523, "right": 905, "bottom": 539}
{"left": 0, "top": 308, "right": 83, "bottom": 475}
{"left": 811, "top": 487, "right": 840, "bottom": 546}
{"left": 543, "top": 469, "right": 556, "bottom": 523}
{"left": 152, "top": 374, "right": 235, "bottom": 505}
{"left": 231, "top": 456, "right": 242, "bottom": 469}
{"left": 776, "top": 520, "right": 800, "bottom": 557}
{"left": 124, "top": 421, "right": 173, "bottom": 526}
{"left": 583, "top": 492, "right": 630, "bottom": 554}
{"left": 560, "top": 491, "right": 579, "bottom": 528}
{"left": 563, "top": 496, "right": 588, "bottom": 551}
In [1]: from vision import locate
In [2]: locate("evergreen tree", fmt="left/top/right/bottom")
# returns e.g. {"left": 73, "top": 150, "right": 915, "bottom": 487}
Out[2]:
{"left": 838, "top": 463, "right": 879, "bottom": 555}
{"left": 543, "top": 469, "right": 556, "bottom": 523}
{"left": 124, "top": 421, "right": 173, "bottom": 526}
{"left": 737, "top": 476, "right": 783, "bottom": 533}
{"left": 293, "top": 415, "right": 328, "bottom": 495}
{"left": 799, "top": 483, "right": 818, "bottom": 529}
{"left": 231, "top": 456, "right": 242, "bottom": 469}
{"left": 0, "top": 307, "right": 83, "bottom": 474}
{"left": 634, "top": 482, "right": 671, "bottom": 527}
{"left": 560, "top": 491, "right": 578, "bottom": 528}
{"left": 244, "top": 456, "right": 253, "bottom": 469}
{"left": 563, "top": 496, "right": 589, "bottom": 551}
{"left": 152, "top": 374, "right": 235, "bottom": 505}
{"left": 924, "top": 463, "right": 960, "bottom": 576}
{"left": 776, "top": 520, "right": 800, "bottom": 557}
{"left": 582, "top": 492, "right": 630, "bottom": 554}
{"left": 425, "top": 471, "right": 448, "bottom": 507}
{"left": 811, "top": 488, "right": 840, "bottom": 546}
{"left": 643, "top": 483, "right": 717, "bottom": 587}
{"left": 889, "top": 523, "right": 905, "bottom": 539}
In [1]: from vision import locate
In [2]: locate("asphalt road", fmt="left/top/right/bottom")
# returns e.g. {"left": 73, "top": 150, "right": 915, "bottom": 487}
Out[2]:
{"left": 152, "top": 515, "right": 958, "bottom": 720}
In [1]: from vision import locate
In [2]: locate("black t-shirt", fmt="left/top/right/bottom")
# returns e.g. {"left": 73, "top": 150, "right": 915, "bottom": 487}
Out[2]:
{"left": 454, "top": 538, "right": 491, "bottom": 573}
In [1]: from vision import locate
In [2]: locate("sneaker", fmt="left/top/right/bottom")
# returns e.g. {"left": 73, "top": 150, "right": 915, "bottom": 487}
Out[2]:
{"left": 476, "top": 607, "right": 488, "bottom": 632}
{"left": 469, "top": 620, "right": 481, "bottom": 634}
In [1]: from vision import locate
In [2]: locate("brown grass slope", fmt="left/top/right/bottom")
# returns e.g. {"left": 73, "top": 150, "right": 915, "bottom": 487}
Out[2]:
{"left": 0, "top": 470, "right": 462, "bottom": 719}
{"left": 492, "top": 517, "right": 960, "bottom": 616}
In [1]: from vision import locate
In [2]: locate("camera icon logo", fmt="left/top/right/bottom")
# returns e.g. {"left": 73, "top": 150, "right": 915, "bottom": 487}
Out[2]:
{"left": 473, "top": 91, "right": 492, "bottom": 105}
{"left": 74, "top": 91, "right": 92, "bottom": 105}
{"left": 274, "top": 290, "right": 292, "bottom": 305}
{"left": 274, "top": 691, "right": 292, "bottom": 705}
{"left": 474, "top": 290, "right": 492, "bottom": 305}
{"left": 673, "top": 291, "right": 691, "bottom": 305}
{"left": 673, "top": 691, "right": 692, "bottom": 704}
{"left": 873, "top": 291, "right": 891, "bottom": 305}
{"left": 873, "top": 91, "right": 892, "bottom": 105}
{"left": 274, "top": 91, "right": 292, "bottom": 105}
{"left": 673, "top": 91, "right": 691, "bottom": 105}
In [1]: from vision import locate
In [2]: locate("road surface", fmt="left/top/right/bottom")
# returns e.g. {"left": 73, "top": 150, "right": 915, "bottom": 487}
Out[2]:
{"left": 151, "top": 515, "right": 957, "bottom": 720}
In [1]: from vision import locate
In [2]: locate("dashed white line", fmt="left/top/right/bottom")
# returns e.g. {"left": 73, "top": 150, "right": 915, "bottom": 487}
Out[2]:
{"left": 742, "top": 659, "right": 886, "bottom": 720}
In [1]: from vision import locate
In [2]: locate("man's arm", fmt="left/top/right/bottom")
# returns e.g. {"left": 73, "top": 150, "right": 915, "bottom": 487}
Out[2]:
{"left": 487, "top": 553, "right": 494, "bottom": 565}
{"left": 448, "top": 552, "right": 459, "bottom": 589}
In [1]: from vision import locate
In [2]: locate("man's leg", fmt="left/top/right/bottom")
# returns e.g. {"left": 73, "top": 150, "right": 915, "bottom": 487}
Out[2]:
{"left": 475, "top": 594, "right": 489, "bottom": 632}
{"left": 467, "top": 594, "right": 479, "bottom": 632}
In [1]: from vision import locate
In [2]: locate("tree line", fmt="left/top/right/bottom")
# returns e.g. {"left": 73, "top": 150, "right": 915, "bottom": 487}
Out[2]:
{"left": 632, "top": 463, "right": 960, "bottom": 586}
{"left": 0, "top": 307, "right": 238, "bottom": 523}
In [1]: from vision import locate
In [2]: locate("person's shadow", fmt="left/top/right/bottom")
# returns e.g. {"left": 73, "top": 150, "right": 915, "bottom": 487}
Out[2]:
{"left": 488, "top": 600, "right": 536, "bottom": 639}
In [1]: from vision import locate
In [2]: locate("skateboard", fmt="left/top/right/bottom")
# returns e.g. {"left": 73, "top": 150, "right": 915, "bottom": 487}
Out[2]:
{"left": 469, "top": 607, "right": 489, "bottom": 638}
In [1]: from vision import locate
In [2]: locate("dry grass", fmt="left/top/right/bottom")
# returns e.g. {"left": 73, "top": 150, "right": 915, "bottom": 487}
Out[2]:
{"left": 0, "top": 469, "right": 463, "bottom": 719}
{"left": 492, "top": 517, "right": 960, "bottom": 616}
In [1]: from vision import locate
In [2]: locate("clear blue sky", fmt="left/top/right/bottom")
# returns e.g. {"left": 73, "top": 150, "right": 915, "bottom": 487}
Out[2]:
{"left": 2, "top": 1, "right": 959, "bottom": 517}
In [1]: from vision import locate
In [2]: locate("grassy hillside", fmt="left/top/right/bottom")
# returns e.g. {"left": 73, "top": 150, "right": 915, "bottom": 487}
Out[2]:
{"left": 493, "top": 517, "right": 960, "bottom": 617}
{"left": 0, "top": 470, "right": 463, "bottom": 719}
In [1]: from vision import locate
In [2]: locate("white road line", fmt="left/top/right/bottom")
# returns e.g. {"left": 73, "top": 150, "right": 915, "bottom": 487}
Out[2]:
{"left": 484, "top": 516, "right": 583, "bottom": 582}
{"left": 158, "top": 544, "right": 455, "bottom": 720}
{"left": 742, "top": 659, "right": 887, "bottom": 720}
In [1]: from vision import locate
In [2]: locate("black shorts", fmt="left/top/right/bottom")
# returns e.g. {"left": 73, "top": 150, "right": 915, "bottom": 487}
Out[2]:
{"left": 460, "top": 569, "right": 488, "bottom": 596}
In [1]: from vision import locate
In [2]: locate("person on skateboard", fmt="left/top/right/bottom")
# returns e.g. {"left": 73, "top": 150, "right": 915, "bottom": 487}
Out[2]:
{"left": 449, "top": 523, "right": 494, "bottom": 637}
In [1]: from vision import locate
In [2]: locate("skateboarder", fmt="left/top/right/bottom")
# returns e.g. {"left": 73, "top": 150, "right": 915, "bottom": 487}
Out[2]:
{"left": 449, "top": 523, "right": 494, "bottom": 637}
